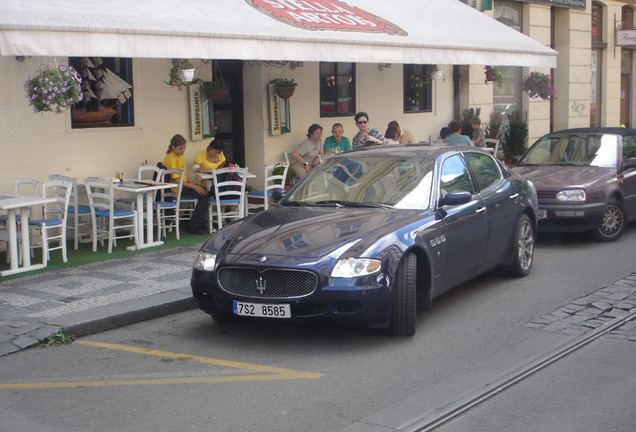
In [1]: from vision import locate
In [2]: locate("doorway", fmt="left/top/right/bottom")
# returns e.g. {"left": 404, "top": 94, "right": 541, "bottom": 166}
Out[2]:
{"left": 211, "top": 60, "right": 245, "bottom": 166}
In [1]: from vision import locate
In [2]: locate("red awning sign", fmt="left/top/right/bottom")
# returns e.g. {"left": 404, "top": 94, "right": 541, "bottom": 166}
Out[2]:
{"left": 246, "top": 0, "right": 407, "bottom": 35}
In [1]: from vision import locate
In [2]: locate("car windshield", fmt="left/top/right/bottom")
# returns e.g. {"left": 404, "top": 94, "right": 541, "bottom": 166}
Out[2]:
{"left": 517, "top": 133, "right": 618, "bottom": 168}
{"left": 284, "top": 154, "right": 435, "bottom": 209}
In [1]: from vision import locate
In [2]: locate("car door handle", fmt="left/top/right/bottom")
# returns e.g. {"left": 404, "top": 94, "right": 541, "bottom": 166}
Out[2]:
{"left": 509, "top": 193, "right": 520, "bottom": 200}
{"left": 476, "top": 207, "right": 487, "bottom": 214}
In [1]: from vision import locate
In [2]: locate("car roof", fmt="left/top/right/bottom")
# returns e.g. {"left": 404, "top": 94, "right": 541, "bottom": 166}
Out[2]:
{"left": 343, "top": 144, "right": 477, "bottom": 158}
{"left": 549, "top": 127, "right": 636, "bottom": 136}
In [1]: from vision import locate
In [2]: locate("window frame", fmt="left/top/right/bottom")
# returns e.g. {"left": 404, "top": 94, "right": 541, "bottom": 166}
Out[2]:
{"left": 403, "top": 64, "right": 433, "bottom": 113}
{"left": 69, "top": 57, "right": 134, "bottom": 129}
{"left": 319, "top": 62, "right": 356, "bottom": 118}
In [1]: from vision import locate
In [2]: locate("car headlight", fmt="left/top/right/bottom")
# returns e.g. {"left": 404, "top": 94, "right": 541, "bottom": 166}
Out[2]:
{"left": 193, "top": 251, "right": 217, "bottom": 271}
{"left": 556, "top": 189, "right": 586, "bottom": 202}
{"left": 331, "top": 258, "right": 382, "bottom": 278}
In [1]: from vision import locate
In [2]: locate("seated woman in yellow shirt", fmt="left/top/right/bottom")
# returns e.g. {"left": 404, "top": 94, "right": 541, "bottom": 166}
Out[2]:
{"left": 162, "top": 134, "right": 209, "bottom": 234}
{"left": 192, "top": 139, "right": 226, "bottom": 187}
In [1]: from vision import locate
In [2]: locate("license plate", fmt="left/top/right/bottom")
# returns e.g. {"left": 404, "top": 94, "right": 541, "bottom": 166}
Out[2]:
{"left": 233, "top": 301, "right": 291, "bottom": 319}
{"left": 538, "top": 209, "right": 547, "bottom": 219}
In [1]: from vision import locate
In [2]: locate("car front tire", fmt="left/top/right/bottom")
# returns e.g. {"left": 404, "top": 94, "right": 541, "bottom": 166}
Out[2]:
{"left": 592, "top": 200, "right": 626, "bottom": 242}
{"left": 504, "top": 214, "right": 535, "bottom": 277}
{"left": 389, "top": 253, "right": 417, "bottom": 336}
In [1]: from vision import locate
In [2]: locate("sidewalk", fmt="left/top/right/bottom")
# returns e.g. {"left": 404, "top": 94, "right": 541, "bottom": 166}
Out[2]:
{"left": 0, "top": 244, "right": 199, "bottom": 357}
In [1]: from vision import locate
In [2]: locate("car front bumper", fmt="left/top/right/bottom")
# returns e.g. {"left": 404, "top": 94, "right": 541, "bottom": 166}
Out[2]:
{"left": 537, "top": 201, "right": 606, "bottom": 232}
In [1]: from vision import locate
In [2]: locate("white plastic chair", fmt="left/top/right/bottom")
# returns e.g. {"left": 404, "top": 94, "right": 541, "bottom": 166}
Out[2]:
{"left": 484, "top": 139, "right": 500, "bottom": 158}
{"left": 117, "top": 165, "right": 164, "bottom": 208}
{"left": 48, "top": 174, "right": 92, "bottom": 250}
{"left": 246, "top": 153, "right": 289, "bottom": 214}
{"left": 208, "top": 167, "right": 247, "bottom": 232}
{"left": 155, "top": 168, "right": 183, "bottom": 240}
{"left": 84, "top": 177, "right": 138, "bottom": 253}
{"left": 0, "top": 178, "right": 39, "bottom": 226}
{"left": 28, "top": 179, "right": 73, "bottom": 265}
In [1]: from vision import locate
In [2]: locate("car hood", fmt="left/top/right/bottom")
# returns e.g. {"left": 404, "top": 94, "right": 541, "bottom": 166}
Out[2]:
{"left": 513, "top": 165, "right": 613, "bottom": 190}
{"left": 211, "top": 206, "right": 427, "bottom": 259}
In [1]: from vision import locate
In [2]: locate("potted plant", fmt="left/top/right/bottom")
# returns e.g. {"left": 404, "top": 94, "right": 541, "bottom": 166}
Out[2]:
{"left": 522, "top": 72, "right": 553, "bottom": 100}
{"left": 502, "top": 110, "right": 528, "bottom": 166}
{"left": 272, "top": 165, "right": 298, "bottom": 190}
{"left": 485, "top": 109, "right": 503, "bottom": 140}
{"left": 271, "top": 78, "right": 297, "bottom": 99}
{"left": 24, "top": 62, "right": 83, "bottom": 113}
{"left": 407, "top": 74, "right": 424, "bottom": 110}
{"left": 484, "top": 65, "right": 503, "bottom": 86}
{"left": 203, "top": 77, "right": 229, "bottom": 102}
{"left": 166, "top": 59, "right": 195, "bottom": 91}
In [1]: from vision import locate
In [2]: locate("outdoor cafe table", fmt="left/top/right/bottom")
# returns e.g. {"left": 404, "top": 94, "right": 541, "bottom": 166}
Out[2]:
{"left": 0, "top": 194, "right": 56, "bottom": 276}
{"left": 114, "top": 180, "right": 175, "bottom": 250}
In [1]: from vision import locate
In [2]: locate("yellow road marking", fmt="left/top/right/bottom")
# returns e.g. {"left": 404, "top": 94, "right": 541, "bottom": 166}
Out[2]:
{"left": 0, "top": 340, "right": 322, "bottom": 390}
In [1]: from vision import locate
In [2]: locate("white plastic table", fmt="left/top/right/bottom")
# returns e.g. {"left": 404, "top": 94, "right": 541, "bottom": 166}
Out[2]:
{"left": 114, "top": 180, "right": 175, "bottom": 250}
{"left": 0, "top": 194, "right": 56, "bottom": 276}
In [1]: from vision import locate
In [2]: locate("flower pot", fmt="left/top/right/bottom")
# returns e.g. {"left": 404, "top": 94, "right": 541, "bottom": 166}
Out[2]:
{"left": 208, "top": 88, "right": 229, "bottom": 103}
{"left": 275, "top": 86, "right": 295, "bottom": 99}
{"left": 180, "top": 68, "right": 195, "bottom": 83}
{"left": 485, "top": 71, "right": 495, "bottom": 83}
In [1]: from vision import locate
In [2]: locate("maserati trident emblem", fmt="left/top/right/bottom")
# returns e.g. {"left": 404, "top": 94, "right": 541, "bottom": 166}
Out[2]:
{"left": 259, "top": 256, "right": 268, "bottom": 262}
{"left": 255, "top": 276, "right": 267, "bottom": 294}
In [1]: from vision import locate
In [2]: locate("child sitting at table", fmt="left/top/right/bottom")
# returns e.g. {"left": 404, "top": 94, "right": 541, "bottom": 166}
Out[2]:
{"left": 192, "top": 138, "right": 226, "bottom": 187}
{"left": 163, "top": 134, "right": 209, "bottom": 234}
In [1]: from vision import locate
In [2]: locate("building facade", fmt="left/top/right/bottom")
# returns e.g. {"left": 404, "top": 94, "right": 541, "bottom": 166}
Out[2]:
{"left": 0, "top": 0, "right": 633, "bottom": 191}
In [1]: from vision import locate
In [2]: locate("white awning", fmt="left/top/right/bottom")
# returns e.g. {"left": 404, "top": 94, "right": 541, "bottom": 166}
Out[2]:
{"left": 0, "top": 0, "right": 557, "bottom": 68}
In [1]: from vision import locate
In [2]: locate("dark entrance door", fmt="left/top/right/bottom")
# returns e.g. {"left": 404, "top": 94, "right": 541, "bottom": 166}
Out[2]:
{"left": 212, "top": 60, "right": 245, "bottom": 166}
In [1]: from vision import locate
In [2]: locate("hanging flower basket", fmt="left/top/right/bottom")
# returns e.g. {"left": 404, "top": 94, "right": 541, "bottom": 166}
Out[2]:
{"left": 202, "top": 75, "right": 230, "bottom": 102}
{"left": 271, "top": 78, "right": 297, "bottom": 99}
{"left": 522, "top": 72, "right": 554, "bottom": 100}
{"left": 484, "top": 66, "right": 503, "bottom": 85}
{"left": 24, "top": 63, "right": 83, "bottom": 114}
{"left": 166, "top": 59, "right": 195, "bottom": 91}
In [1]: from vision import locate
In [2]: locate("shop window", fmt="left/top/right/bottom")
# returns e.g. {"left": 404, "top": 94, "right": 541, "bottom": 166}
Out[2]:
{"left": 403, "top": 64, "right": 433, "bottom": 113}
{"left": 69, "top": 57, "right": 134, "bottom": 128}
{"left": 319, "top": 62, "right": 355, "bottom": 117}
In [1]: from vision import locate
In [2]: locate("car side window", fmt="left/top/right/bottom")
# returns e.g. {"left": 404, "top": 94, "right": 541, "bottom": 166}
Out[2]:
{"left": 440, "top": 155, "right": 474, "bottom": 197}
{"left": 464, "top": 152, "right": 501, "bottom": 191}
{"left": 623, "top": 135, "right": 636, "bottom": 163}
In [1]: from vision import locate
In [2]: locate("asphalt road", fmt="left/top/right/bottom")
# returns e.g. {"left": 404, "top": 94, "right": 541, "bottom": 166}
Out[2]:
{"left": 0, "top": 225, "right": 635, "bottom": 432}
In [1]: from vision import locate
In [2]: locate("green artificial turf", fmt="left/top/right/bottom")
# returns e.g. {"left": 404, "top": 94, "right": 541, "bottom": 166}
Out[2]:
{"left": 0, "top": 229, "right": 208, "bottom": 281}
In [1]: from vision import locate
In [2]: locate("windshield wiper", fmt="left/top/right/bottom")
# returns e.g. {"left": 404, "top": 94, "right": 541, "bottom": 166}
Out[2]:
{"left": 314, "top": 200, "right": 392, "bottom": 209}
{"left": 280, "top": 200, "right": 306, "bottom": 207}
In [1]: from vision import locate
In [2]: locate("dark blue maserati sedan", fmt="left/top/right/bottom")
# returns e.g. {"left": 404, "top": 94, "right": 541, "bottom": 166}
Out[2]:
{"left": 191, "top": 145, "right": 538, "bottom": 335}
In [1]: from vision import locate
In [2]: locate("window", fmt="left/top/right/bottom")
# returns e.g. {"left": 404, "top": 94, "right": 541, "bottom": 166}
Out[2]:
{"left": 403, "top": 64, "right": 433, "bottom": 113}
{"left": 464, "top": 152, "right": 501, "bottom": 191}
{"left": 319, "top": 62, "right": 355, "bottom": 117}
{"left": 69, "top": 57, "right": 134, "bottom": 128}
{"left": 440, "top": 155, "right": 474, "bottom": 196}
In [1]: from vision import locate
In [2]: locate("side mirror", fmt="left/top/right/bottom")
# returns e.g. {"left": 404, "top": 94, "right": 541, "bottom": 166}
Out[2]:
{"left": 271, "top": 187, "right": 286, "bottom": 203}
{"left": 438, "top": 191, "right": 472, "bottom": 207}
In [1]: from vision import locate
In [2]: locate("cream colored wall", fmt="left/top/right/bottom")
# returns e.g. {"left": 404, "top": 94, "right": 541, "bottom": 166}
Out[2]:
{"left": 0, "top": 56, "right": 213, "bottom": 194}
{"left": 603, "top": 1, "right": 624, "bottom": 127}
{"left": 245, "top": 62, "right": 454, "bottom": 188}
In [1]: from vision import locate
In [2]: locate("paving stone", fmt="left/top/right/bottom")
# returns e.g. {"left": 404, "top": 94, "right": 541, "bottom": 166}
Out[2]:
{"left": 12, "top": 335, "right": 40, "bottom": 349}
{"left": 0, "top": 342, "right": 19, "bottom": 357}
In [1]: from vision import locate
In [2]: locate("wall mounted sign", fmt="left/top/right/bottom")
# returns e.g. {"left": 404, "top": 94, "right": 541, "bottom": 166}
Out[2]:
{"left": 246, "top": 0, "right": 407, "bottom": 35}
{"left": 188, "top": 84, "right": 204, "bottom": 141}
{"left": 617, "top": 30, "right": 636, "bottom": 47}
{"left": 268, "top": 83, "right": 290, "bottom": 135}
{"left": 514, "top": 0, "right": 586, "bottom": 9}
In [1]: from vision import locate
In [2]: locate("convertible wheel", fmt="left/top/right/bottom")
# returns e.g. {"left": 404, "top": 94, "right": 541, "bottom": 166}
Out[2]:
{"left": 390, "top": 253, "right": 417, "bottom": 336}
{"left": 592, "top": 200, "right": 626, "bottom": 242}
{"left": 504, "top": 214, "right": 534, "bottom": 277}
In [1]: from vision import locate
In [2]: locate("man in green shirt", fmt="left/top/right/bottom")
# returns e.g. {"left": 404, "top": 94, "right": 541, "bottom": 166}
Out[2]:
{"left": 323, "top": 123, "right": 351, "bottom": 154}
